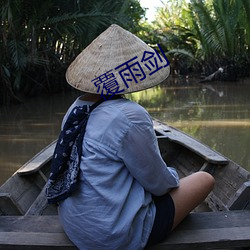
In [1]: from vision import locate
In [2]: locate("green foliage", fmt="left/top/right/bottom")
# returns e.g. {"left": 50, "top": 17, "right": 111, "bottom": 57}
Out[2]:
{"left": 0, "top": 0, "right": 145, "bottom": 104}
{"left": 140, "top": 0, "right": 250, "bottom": 78}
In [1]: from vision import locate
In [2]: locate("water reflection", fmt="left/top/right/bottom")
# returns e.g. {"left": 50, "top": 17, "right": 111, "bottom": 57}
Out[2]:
{"left": 0, "top": 91, "right": 81, "bottom": 185}
{"left": 128, "top": 80, "right": 250, "bottom": 171}
{"left": 0, "top": 80, "right": 250, "bottom": 185}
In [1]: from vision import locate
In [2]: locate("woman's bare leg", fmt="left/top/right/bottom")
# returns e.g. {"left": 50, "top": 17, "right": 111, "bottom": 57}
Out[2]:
{"left": 169, "top": 171, "right": 215, "bottom": 230}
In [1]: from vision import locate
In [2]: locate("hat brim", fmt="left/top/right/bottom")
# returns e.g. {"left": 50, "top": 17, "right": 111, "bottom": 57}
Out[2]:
{"left": 66, "top": 24, "right": 170, "bottom": 94}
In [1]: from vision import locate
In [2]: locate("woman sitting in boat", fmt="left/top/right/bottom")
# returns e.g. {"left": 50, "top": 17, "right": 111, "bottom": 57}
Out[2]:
{"left": 46, "top": 24, "right": 214, "bottom": 250}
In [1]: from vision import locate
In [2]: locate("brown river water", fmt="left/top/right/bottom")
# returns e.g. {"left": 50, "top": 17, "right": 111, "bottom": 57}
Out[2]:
{"left": 1, "top": 78, "right": 250, "bottom": 185}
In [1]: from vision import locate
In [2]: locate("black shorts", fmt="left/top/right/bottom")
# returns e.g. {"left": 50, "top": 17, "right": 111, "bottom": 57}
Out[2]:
{"left": 146, "top": 193, "right": 175, "bottom": 247}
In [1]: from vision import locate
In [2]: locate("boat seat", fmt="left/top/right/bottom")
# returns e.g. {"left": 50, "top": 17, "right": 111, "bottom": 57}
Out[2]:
{"left": 148, "top": 210, "right": 250, "bottom": 249}
{"left": 0, "top": 193, "right": 22, "bottom": 216}
{"left": 153, "top": 120, "right": 229, "bottom": 165}
{"left": 25, "top": 186, "right": 58, "bottom": 216}
{"left": 0, "top": 215, "right": 74, "bottom": 249}
{"left": 17, "top": 141, "right": 56, "bottom": 175}
{"left": 227, "top": 181, "right": 250, "bottom": 210}
{"left": 0, "top": 211, "right": 250, "bottom": 249}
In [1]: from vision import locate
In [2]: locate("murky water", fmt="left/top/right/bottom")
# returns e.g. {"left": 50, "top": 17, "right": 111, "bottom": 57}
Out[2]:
{"left": 1, "top": 79, "right": 250, "bottom": 185}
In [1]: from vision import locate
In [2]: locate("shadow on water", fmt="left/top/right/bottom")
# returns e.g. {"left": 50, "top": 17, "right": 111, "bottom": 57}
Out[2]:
{"left": 0, "top": 78, "right": 250, "bottom": 185}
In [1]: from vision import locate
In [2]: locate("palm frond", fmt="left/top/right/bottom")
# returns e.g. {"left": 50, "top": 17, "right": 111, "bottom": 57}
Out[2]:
{"left": 168, "top": 49, "right": 198, "bottom": 62}
{"left": 8, "top": 40, "right": 27, "bottom": 70}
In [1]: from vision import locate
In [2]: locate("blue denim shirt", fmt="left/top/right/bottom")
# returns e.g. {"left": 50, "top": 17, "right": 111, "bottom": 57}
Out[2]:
{"left": 58, "top": 97, "right": 179, "bottom": 250}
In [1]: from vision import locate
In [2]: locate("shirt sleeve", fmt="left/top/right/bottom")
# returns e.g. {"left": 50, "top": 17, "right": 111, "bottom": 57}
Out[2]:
{"left": 117, "top": 116, "right": 179, "bottom": 196}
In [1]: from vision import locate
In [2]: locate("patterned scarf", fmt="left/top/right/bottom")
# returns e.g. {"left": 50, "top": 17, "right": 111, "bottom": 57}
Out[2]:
{"left": 46, "top": 99, "right": 104, "bottom": 204}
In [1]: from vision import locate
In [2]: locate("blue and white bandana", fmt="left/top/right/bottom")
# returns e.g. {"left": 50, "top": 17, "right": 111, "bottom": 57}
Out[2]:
{"left": 46, "top": 99, "right": 103, "bottom": 204}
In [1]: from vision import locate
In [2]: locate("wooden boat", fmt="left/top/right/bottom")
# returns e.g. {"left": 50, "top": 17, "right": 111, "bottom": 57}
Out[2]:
{"left": 0, "top": 119, "right": 250, "bottom": 249}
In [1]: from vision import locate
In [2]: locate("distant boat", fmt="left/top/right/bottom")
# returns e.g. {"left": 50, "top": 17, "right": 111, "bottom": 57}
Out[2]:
{"left": 0, "top": 119, "right": 249, "bottom": 249}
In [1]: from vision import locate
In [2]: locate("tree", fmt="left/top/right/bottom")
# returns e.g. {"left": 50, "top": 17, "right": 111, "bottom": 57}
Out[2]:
{"left": 144, "top": 0, "right": 250, "bottom": 78}
{"left": 0, "top": 0, "right": 145, "bottom": 104}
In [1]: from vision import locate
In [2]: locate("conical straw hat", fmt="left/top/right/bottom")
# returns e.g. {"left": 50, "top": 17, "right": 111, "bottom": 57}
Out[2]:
{"left": 66, "top": 24, "right": 170, "bottom": 95}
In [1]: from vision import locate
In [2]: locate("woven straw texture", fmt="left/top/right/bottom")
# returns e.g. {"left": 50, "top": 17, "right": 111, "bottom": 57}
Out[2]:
{"left": 66, "top": 24, "right": 170, "bottom": 94}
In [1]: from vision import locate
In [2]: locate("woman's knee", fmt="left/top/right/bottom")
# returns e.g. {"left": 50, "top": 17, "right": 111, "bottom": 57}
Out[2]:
{"left": 193, "top": 171, "right": 215, "bottom": 191}
{"left": 169, "top": 171, "right": 214, "bottom": 230}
